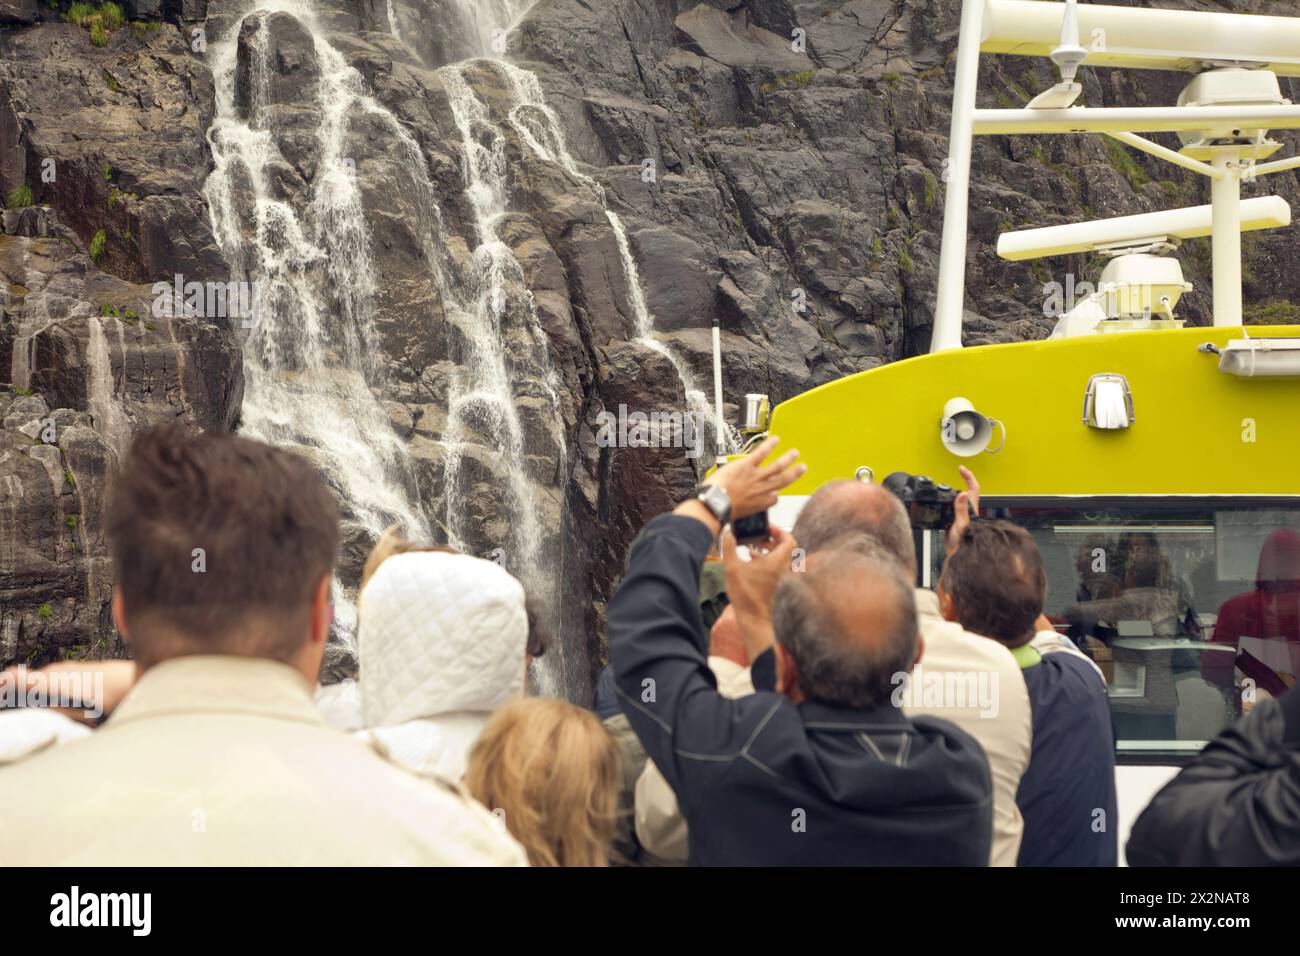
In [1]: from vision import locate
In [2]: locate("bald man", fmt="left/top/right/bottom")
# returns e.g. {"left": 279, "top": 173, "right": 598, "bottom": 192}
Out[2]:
{"left": 792, "top": 480, "right": 1032, "bottom": 866}
{"left": 608, "top": 440, "right": 992, "bottom": 866}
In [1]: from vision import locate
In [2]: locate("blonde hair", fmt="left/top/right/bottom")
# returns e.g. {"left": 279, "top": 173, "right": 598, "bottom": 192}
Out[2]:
{"left": 464, "top": 697, "right": 620, "bottom": 867}
{"left": 360, "top": 525, "right": 456, "bottom": 597}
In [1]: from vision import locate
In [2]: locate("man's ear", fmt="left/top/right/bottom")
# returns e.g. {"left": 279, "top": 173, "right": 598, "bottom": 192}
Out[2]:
{"left": 937, "top": 586, "right": 958, "bottom": 623}
{"left": 111, "top": 589, "right": 130, "bottom": 643}
{"left": 774, "top": 643, "right": 800, "bottom": 698}
{"left": 309, "top": 575, "right": 332, "bottom": 646}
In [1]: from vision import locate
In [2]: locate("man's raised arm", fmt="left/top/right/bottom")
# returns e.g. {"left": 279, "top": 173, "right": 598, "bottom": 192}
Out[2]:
{"left": 607, "top": 438, "right": 804, "bottom": 797}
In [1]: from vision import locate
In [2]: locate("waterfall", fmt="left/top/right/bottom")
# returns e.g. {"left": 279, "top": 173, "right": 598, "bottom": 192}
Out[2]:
{"left": 437, "top": 64, "right": 568, "bottom": 697}
{"left": 204, "top": 0, "right": 433, "bottom": 645}
{"left": 86, "top": 315, "right": 129, "bottom": 458}
{"left": 494, "top": 59, "right": 739, "bottom": 461}
{"left": 444, "top": 0, "right": 535, "bottom": 58}
{"left": 202, "top": 0, "right": 574, "bottom": 697}
{"left": 606, "top": 210, "right": 741, "bottom": 463}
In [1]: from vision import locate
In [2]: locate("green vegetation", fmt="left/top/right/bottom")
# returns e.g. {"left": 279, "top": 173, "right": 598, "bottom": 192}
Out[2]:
{"left": 64, "top": 468, "right": 75, "bottom": 487}
{"left": 102, "top": 162, "right": 113, "bottom": 182}
{"left": 123, "top": 307, "right": 140, "bottom": 323}
{"left": 882, "top": 72, "right": 902, "bottom": 84}
{"left": 99, "top": 303, "right": 120, "bottom": 317}
{"left": 89, "top": 229, "right": 107, "bottom": 263}
{"left": 65, "top": 2, "right": 99, "bottom": 26}
{"left": 918, "top": 65, "right": 946, "bottom": 81}
{"left": 1244, "top": 299, "right": 1300, "bottom": 326}
{"left": 37, "top": 603, "right": 53, "bottom": 620}
{"left": 1102, "top": 138, "right": 1150, "bottom": 189}
{"left": 897, "top": 247, "right": 914, "bottom": 276}
{"left": 103, "top": 69, "right": 119, "bottom": 92}
{"left": 5, "top": 183, "right": 33, "bottom": 209}
{"left": 758, "top": 70, "right": 816, "bottom": 97}
{"left": 66, "top": 514, "right": 78, "bottom": 530}
{"left": 130, "top": 21, "right": 163, "bottom": 40}
{"left": 66, "top": 2, "right": 123, "bottom": 46}
{"left": 14, "top": 386, "right": 33, "bottom": 397}
{"left": 921, "top": 169, "right": 938, "bottom": 211}
{"left": 146, "top": 321, "right": 157, "bottom": 331}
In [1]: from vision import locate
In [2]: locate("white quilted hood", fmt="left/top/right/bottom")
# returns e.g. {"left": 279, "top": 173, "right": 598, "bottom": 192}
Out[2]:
{"left": 357, "top": 550, "right": 528, "bottom": 733}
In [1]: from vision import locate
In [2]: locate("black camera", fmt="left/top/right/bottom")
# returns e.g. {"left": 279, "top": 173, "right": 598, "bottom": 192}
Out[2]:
{"left": 881, "top": 471, "right": 962, "bottom": 531}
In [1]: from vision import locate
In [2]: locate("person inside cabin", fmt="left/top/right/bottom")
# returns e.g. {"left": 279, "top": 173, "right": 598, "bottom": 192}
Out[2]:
{"left": 1061, "top": 532, "right": 1197, "bottom": 642}
{"left": 0, "top": 424, "right": 525, "bottom": 865}
{"left": 939, "top": 519, "right": 1118, "bottom": 867}
{"left": 1202, "top": 528, "right": 1300, "bottom": 707}
{"left": 608, "top": 437, "right": 994, "bottom": 866}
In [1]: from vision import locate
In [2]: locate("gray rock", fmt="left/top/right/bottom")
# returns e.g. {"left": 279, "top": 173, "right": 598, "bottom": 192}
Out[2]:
{"left": 0, "top": 0, "right": 35, "bottom": 26}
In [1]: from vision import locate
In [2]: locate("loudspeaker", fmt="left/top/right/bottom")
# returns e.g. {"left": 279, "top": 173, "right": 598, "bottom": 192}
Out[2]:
{"left": 940, "top": 398, "right": 1006, "bottom": 457}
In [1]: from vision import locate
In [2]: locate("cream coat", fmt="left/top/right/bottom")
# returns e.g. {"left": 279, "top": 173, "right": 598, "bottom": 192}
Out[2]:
{"left": 0, "top": 655, "right": 526, "bottom": 866}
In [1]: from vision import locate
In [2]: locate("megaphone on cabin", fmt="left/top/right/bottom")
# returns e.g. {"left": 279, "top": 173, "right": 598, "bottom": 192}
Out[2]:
{"left": 940, "top": 398, "right": 1006, "bottom": 457}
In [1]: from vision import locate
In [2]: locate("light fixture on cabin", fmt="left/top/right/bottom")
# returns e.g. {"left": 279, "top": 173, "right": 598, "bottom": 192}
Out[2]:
{"left": 741, "top": 393, "right": 771, "bottom": 433}
{"left": 1082, "top": 373, "right": 1135, "bottom": 429}
{"left": 940, "top": 398, "right": 1006, "bottom": 456}
{"left": 1210, "top": 337, "right": 1300, "bottom": 377}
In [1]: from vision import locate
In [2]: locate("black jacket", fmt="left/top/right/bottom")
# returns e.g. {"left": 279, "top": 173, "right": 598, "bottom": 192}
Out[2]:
{"left": 607, "top": 514, "right": 993, "bottom": 866}
{"left": 1126, "top": 687, "right": 1300, "bottom": 866}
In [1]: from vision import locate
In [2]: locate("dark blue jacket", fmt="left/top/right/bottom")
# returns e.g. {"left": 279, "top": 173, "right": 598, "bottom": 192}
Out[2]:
{"left": 1013, "top": 646, "right": 1118, "bottom": 866}
{"left": 608, "top": 514, "right": 994, "bottom": 866}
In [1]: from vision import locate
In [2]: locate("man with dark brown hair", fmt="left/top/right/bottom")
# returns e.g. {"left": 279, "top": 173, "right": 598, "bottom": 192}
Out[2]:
{"left": 0, "top": 425, "right": 525, "bottom": 865}
{"left": 939, "top": 520, "right": 1117, "bottom": 867}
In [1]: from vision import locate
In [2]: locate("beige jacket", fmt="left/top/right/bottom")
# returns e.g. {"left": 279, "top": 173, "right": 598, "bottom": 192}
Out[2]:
{"left": 0, "top": 655, "right": 526, "bottom": 866}
{"left": 907, "top": 590, "right": 1032, "bottom": 867}
{"left": 635, "top": 593, "right": 1033, "bottom": 867}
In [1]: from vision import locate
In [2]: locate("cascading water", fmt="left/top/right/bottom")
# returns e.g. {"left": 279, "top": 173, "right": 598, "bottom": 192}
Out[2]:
{"left": 497, "top": 60, "right": 739, "bottom": 462}
{"left": 204, "top": 0, "right": 433, "bottom": 642}
{"left": 435, "top": 63, "right": 569, "bottom": 696}
{"left": 203, "top": 0, "right": 574, "bottom": 697}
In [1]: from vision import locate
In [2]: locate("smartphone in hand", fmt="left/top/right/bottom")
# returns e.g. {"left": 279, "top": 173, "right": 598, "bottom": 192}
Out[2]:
{"left": 732, "top": 510, "right": 770, "bottom": 546}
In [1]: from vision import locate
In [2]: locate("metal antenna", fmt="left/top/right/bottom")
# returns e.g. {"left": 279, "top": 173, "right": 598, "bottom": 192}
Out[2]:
{"left": 1028, "top": 0, "right": 1088, "bottom": 108}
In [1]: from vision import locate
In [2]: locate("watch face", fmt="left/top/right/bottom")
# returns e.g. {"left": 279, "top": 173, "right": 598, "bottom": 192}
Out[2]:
{"left": 697, "top": 485, "right": 729, "bottom": 521}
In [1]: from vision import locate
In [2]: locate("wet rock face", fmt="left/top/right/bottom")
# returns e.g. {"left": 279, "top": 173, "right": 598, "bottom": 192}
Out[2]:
{"left": 0, "top": 226, "right": 243, "bottom": 667}
{"left": 3, "top": 0, "right": 1300, "bottom": 691}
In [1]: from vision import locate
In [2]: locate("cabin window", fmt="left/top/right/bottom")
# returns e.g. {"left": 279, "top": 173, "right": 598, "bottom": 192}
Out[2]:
{"left": 977, "top": 498, "right": 1300, "bottom": 761}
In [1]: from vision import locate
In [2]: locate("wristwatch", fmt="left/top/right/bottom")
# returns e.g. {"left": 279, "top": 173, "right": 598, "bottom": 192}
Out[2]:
{"left": 693, "top": 483, "right": 732, "bottom": 526}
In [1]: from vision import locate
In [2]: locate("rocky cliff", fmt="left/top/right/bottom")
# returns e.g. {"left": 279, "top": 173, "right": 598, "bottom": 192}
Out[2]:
{"left": 3, "top": 0, "right": 1299, "bottom": 698}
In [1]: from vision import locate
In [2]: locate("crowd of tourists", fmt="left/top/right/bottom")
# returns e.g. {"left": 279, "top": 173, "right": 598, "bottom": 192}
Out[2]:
{"left": 0, "top": 425, "right": 1294, "bottom": 865}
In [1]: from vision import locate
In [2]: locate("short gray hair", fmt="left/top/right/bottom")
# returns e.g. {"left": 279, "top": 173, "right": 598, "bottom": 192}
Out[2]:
{"left": 792, "top": 480, "right": 916, "bottom": 577}
{"left": 771, "top": 548, "right": 917, "bottom": 709}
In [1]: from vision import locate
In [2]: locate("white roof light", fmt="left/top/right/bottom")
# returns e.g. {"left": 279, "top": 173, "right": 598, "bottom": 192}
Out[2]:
{"left": 1215, "top": 337, "right": 1300, "bottom": 377}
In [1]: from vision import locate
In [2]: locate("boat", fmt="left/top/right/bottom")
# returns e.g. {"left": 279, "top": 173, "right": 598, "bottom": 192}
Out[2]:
{"left": 716, "top": 0, "right": 1300, "bottom": 863}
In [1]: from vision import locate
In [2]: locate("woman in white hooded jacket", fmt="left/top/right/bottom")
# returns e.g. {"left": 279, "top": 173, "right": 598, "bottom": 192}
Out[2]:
{"left": 342, "top": 546, "right": 530, "bottom": 783}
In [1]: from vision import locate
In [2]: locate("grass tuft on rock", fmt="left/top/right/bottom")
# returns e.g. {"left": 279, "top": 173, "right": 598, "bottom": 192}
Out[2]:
{"left": 89, "top": 229, "right": 107, "bottom": 263}
{"left": 6, "top": 184, "right": 34, "bottom": 209}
